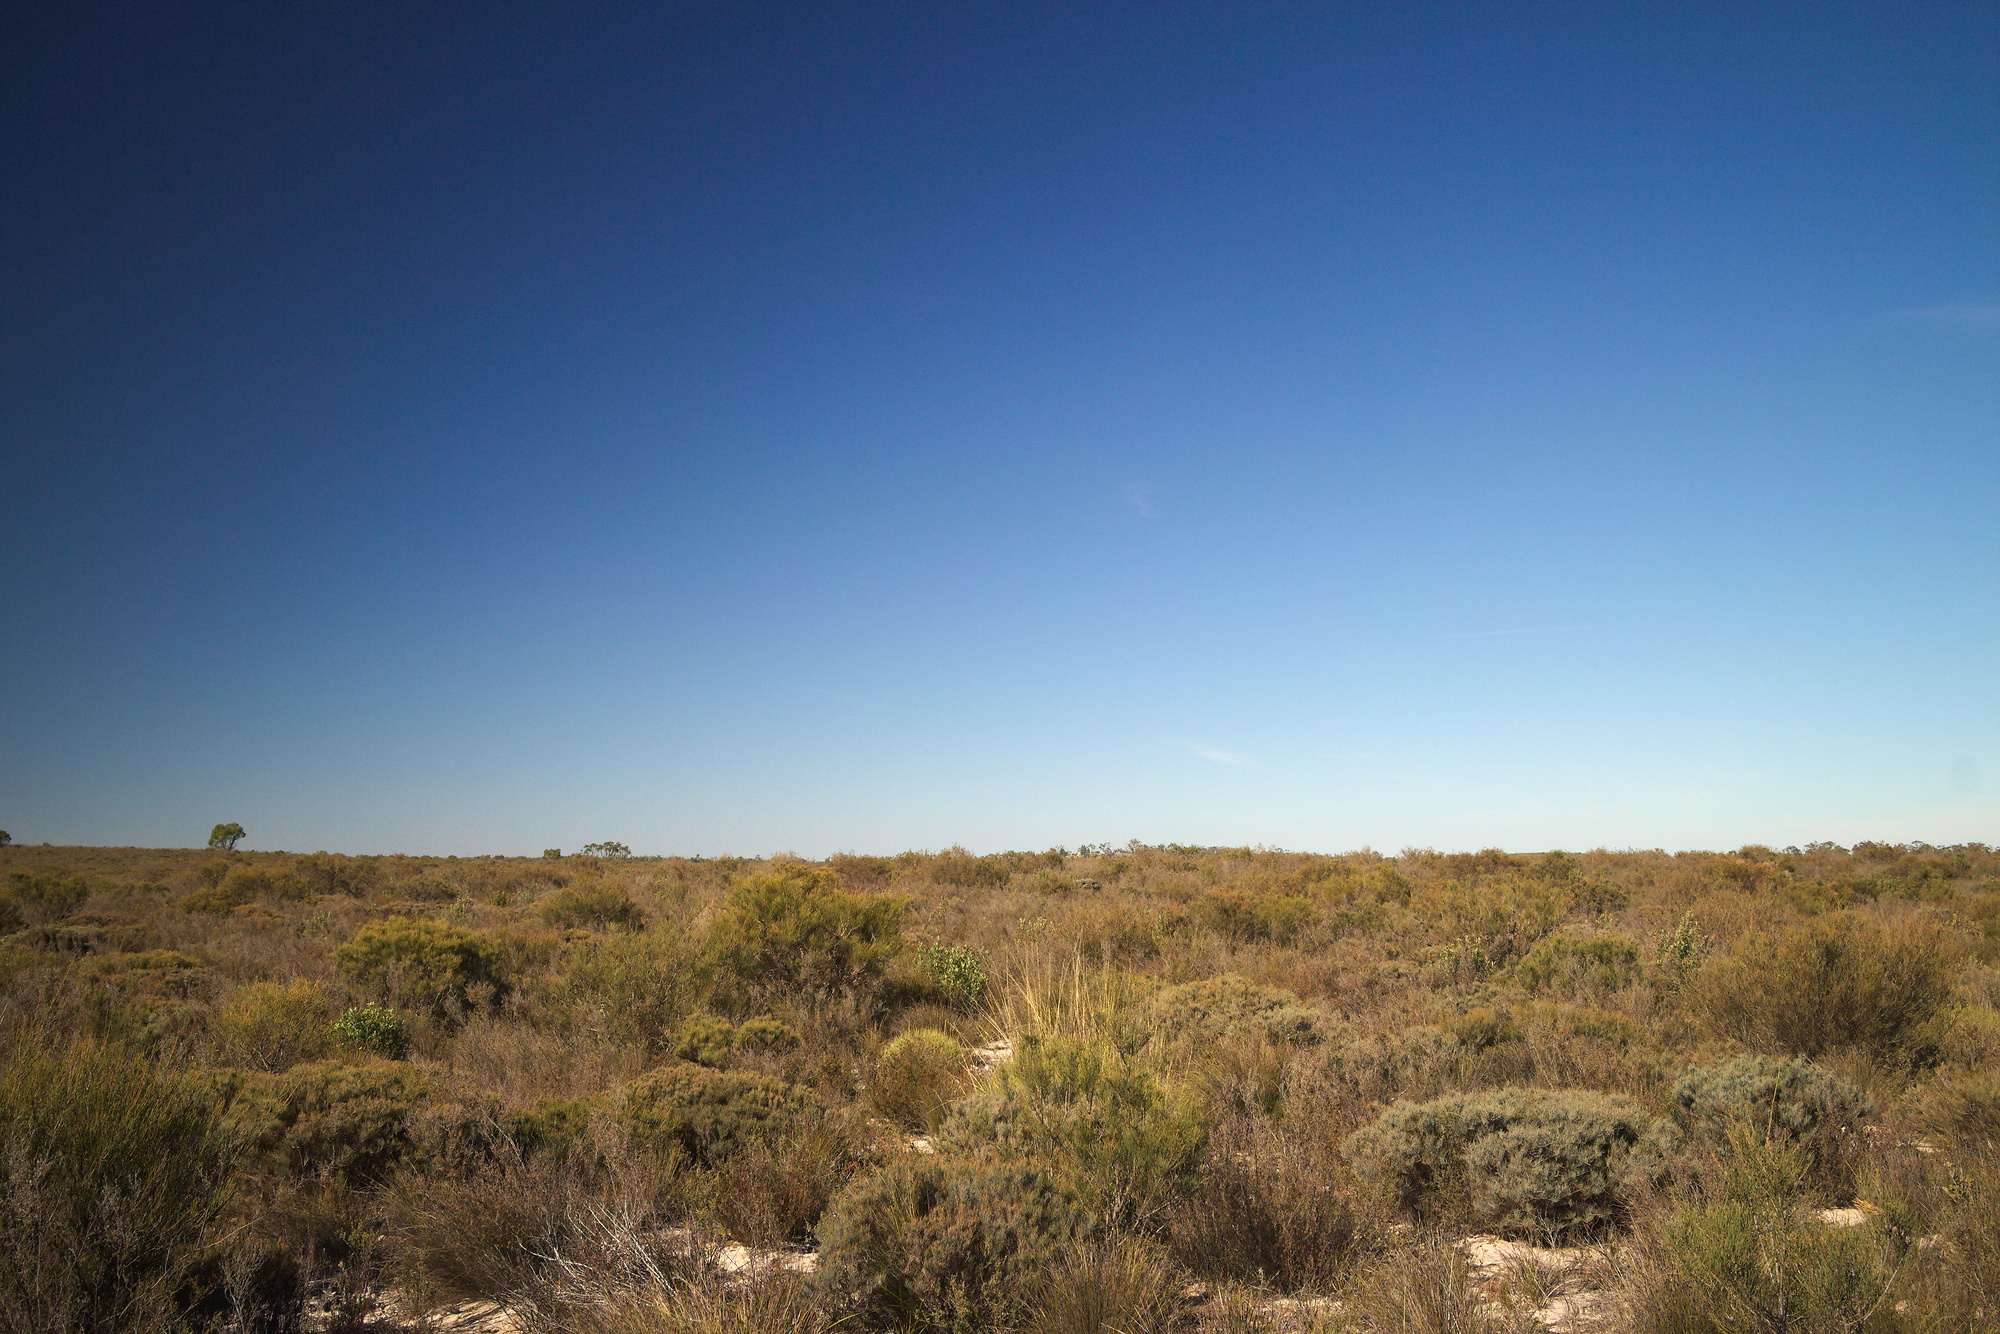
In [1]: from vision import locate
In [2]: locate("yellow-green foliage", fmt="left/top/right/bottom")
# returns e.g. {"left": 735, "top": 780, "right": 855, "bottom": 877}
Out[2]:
{"left": 868, "top": 1029, "right": 967, "bottom": 1130}
{"left": 707, "top": 864, "right": 904, "bottom": 1004}
{"left": 948, "top": 1035, "right": 1206, "bottom": 1223}
{"left": 620, "top": 1061, "right": 817, "bottom": 1166}
{"left": 554, "top": 925, "right": 703, "bottom": 1051}
{"left": 212, "top": 978, "right": 340, "bottom": 1070}
{"left": 1624, "top": 1132, "right": 1897, "bottom": 1334}
{"left": 332, "top": 916, "right": 509, "bottom": 1011}
{"left": 0, "top": 1039, "right": 238, "bottom": 1333}
{"left": 674, "top": 1012, "right": 739, "bottom": 1067}
{"left": 5, "top": 869, "right": 89, "bottom": 924}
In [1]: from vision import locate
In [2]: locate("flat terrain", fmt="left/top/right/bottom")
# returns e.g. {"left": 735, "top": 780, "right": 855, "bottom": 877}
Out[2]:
{"left": 4, "top": 839, "right": 1998, "bottom": 1332}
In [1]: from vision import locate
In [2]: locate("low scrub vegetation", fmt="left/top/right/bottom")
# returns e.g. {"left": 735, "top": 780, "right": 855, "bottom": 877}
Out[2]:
{"left": 0, "top": 836, "right": 1997, "bottom": 1330}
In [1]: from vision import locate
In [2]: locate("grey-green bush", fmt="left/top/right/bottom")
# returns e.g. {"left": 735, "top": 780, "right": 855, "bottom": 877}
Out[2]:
{"left": 1673, "top": 1056, "right": 1873, "bottom": 1171}
{"left": 1344, "top": 1087, "right": 1676, "bottom": 1235}
{"left": 816, "top": 1153, "right": 1098, "bottom": 1331}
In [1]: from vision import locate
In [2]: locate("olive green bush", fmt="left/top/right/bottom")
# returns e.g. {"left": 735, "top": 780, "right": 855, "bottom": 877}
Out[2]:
{"left": 223, "top": 1058, "right": 502, "bottom": 1187}
{"left": 674, "top": 1012, "right": 740, "bottom": 1067}
{"left": 555, "top": 925, "right": 703, "bottom": 1051}
{"left": 1621, "top": 1131, "right": 1899, "bottom": 1334}
{"left": 620, "top": 1061, "right": 817, "bottom": 1166}
{"left": 815, "top": 1153, "right": 1098, "bottom": 1331}
{"left": 915, "top": 943, "right": 988, "bottom": 1012}
{"left": 868, "top": 1029, "right": 968, "bottom": 1130}
{"left": 1690, "top": 912, "right": 1963, "bottom": 1064}
{"left": 1511, "top": 932, "right": 1642, "bottom": 997}
{"left": 332, "top": 1001, "right": 411, "bottom": 1060}
{"left": 1145, "top": 973, "right": 1328, "bottom": 1048}
{"left": 331, "top": 916, "right": 509, "bottom": 1013}
{"left": 1344, "top": 1087, "right": 1676, "bottom": 1234}
{"left": 707, "top": 864, "right": 904, "bottom": 1006}
{"left": 540, "top": 875, "right": 645, "bottom": 931}
{"left": 5, "top": 869, "right": 89, "bottom": 924}
{"left": 944, "top": 1035, "right": 1206, "bottom": 1224}
{"left": 0, "top": 1039, "right": 239, "bottom": 1334}
{"left": 213, "top": 979, "right": 340, "bottom": 1070}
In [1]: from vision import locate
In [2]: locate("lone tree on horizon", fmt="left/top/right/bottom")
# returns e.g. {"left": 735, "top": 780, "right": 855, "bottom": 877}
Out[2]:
{"left": 208, "top": 822, "right": 245, "bottom": 851}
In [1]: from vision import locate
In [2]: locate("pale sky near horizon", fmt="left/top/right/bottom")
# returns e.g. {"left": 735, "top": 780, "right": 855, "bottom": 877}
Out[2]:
{"left": 3, "top": 1, "right": 1994, "bottom": 857}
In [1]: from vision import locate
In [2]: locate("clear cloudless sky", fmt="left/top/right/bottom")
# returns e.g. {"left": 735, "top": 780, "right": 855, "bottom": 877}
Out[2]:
{"left": 2, "top": 0, "right": 1995, "bottom": 856}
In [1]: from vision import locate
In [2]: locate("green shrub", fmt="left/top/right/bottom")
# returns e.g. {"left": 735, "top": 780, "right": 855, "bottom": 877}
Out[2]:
{"left": 916, "top": 944, "right": 988, "bottom": 1012}
{"left": 180, "top": 864, "right": 276, "bottom": 913}
{"left": 539, "top": 875, "right": 645, "bottom": 931}
{"left": 674, "top": 1012, "right": 739, "bottom": 1068}
{"left": 944, "top": 1036, "right": 1206, "bottom": 1224}
{"left": 707, "top": 864, "right": 904, "bottom": 1005}
{"left": 1623, "top": 1131, "right": 1898, "bottom": 1334}
{"left": 1672, "top": 1056, "right": 1874, "bottom": 1166}
{"left": 331, "top": 916, "right": 509, "bottom": 1013}
{"left": 5, "top": 869, "right": 89, "bottom": 924}
{"left": 1921, "top": 1066, "right": 2000, "bottom": 1145}
{"left": 1146, "top": 974, "right": 1327, "bottom": 1047}
{"left": 0, "top": 1039, "right": 239, "bottom": 1333}
{"left": 214, "top": 979, "right": 340, "bottom": 1070}
{"left": 1193, "top": 889, "right": 1316, "bottom": 945}
{"left": 292, "top": 851, "right": 380, "bottom": 897}
{"left": 816, "top": 1153, "right": 1098, "bottom": 1331}
{"left": 556, "top": 925, "right": 703, "bottom": 1052}
{"left": 1344, "top": 1087, "right": 1676, "bottom": 1235}
{"left": 1512, "top": 933, "right": 1642, "bottom": 996}
{"left": 1438, "top": 1005, "right": 1519, "bottom": 1050}
{"left": 1689, "top": 912, "right": 1963, "bottom": 1064}
{"left": 620, "top": 1061, "right": 817, "bottom": 1166}
{"left": 508, "top": 1095, "right": 604, "bottom": 1161}
{"left": 333, "top": 1002, "right": 411, "bottom": 1060}
{"left": 737, "top": 1015, "right": 803, "bottom": 1053}
{"left": 223, "top": 1058, "right": 502, "bottom": 1187}
{"left": 869, "top": 1029, "right": 968, "bottom": 1131}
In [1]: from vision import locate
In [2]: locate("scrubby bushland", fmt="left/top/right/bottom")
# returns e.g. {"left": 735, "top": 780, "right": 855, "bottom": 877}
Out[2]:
{"left": 1, "top": 836, "right": 1997, "bottom": 1327}
{"left": 815, "top": 1153, "right": 1098, "bottom": 1331}
{"left": 540, "top": 875, "right": 646, "bottom": 931}
{"left": 0, "top": 1039, "right": 238, "bottom": 1334}
{"left": 1344, "top": 1087, "right": 1677, "bottom": 1234}
{"left": 1511, "top": 932, "right": 1642, "bottom": 997}
{"left": 620, "top": 1060, "right": 818, "bottom": 1166}
{"left": 221, "top": 1058, "right": 503, "bottom": 1188}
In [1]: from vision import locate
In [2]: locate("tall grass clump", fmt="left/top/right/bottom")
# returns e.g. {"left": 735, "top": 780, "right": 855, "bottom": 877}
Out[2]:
{"left": 0, "top": 1038, "right": 239, "bottom": 1334}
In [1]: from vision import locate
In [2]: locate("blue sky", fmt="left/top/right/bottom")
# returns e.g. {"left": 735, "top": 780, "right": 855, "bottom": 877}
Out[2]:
{"left": 3, "top": 1, "right": 1994, "bottom": 856}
